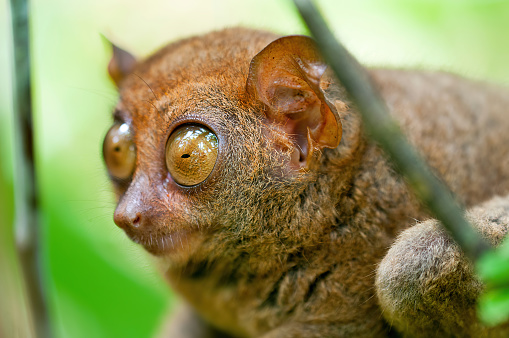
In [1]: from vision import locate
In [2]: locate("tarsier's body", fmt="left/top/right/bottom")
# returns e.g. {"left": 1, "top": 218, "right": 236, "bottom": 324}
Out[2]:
{"left": 103, "top": 28, "right": 509, "bottom": 337}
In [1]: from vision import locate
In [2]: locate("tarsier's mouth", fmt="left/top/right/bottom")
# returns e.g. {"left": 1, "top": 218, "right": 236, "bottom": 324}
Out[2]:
{"left": 123, "top": 227, "right": 199, "bottom": 256}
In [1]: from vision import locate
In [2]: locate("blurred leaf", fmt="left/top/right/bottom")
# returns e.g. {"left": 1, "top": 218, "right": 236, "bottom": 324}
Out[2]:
{"left": 477, "top": 240, "right": 509, "bottom": 326}
{"left": 478, "top": 280, "right": 509, "bottom": 326}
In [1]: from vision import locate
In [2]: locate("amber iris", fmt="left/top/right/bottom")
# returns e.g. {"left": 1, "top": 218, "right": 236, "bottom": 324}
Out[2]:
{"left": 166, "top": 124, "right": 218, "bottom": 186}
{"left": 103, "top": 123, "right": 136, "bottom": 179}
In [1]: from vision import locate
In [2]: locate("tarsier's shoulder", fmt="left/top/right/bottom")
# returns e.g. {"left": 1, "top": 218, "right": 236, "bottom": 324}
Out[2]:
{"left": 366, "top": 68, "right": 509, "bottom": 206}
{"left": 369, "top": 67, "right": 509, "bottom": 109}
{"left": 367, "top": 68, "right": 509, "bottom": 140}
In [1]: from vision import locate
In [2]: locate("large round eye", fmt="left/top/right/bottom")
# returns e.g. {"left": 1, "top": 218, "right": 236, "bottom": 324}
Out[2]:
{"left": 166, "top": 124, "right": 218, "bottom": 186}
{"left": 103, "top": 123, "right": 136, "bottom": 180}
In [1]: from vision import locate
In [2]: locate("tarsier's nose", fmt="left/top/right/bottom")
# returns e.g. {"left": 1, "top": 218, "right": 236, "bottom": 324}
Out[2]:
{"left": 113, "top": 173, "right": 153, "bottom": 232}
{"left": 113, "top": 208, "right": 142, "bottom": 230}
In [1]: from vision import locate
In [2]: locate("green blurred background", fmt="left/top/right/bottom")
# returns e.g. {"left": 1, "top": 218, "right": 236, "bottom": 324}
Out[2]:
{"left": 1, "top": 0, "right": 508, "bottom": 337}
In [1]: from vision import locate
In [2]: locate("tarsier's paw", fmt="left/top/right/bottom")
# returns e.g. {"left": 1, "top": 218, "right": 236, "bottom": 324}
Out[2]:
{"left": 376, "top": 194, "right": 509, "bottom": 337}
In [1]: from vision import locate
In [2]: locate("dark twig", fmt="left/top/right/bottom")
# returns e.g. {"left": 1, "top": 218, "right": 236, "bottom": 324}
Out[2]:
{"left": 293, "top": 0, "right": 491, "bottom": 261}
{"left": 10, "top": 0, "right": 50, "bottom": 336}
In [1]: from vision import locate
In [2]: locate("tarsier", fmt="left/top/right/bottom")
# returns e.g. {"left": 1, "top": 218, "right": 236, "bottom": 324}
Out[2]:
{"left": 103, "top": 28, "right": 509, "bottom": 337}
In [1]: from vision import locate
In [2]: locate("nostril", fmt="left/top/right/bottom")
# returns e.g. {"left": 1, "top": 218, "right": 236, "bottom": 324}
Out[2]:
{"left": 132, "top": 213, "right": 141, "bottom": 228}
{"left": 114, "top": 209, "right": 143, "bottom": 230}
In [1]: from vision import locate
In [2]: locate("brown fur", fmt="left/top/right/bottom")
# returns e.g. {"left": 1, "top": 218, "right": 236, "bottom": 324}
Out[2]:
{"left": 377, "top": 195, "right": 509, "bottom": 337}
{"left": 105, "top": 28, "right": 509, "bottom": 337}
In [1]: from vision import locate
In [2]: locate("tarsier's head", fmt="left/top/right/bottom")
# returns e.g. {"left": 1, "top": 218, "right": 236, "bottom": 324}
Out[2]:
{"left": 103, "top": 28, "right": 357, "bottom": 265}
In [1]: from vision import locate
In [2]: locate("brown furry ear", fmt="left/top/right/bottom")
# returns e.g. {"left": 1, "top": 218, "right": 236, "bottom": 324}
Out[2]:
{"left": 107, "top": 41, "right": 137, "bottom": 87}
{"left": 246, "top": 35, "right": 342, "bottom": 170}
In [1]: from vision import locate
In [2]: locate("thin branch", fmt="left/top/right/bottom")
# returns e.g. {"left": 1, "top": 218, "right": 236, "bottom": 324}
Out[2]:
{"left": 10, "top": 0, "right": 51, "bottom": 336}
{"left": 293, "top": 0, "right": 490, "bottom": 261}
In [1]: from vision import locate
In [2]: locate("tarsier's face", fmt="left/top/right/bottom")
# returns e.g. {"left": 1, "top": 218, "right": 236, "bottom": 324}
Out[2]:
{"left": 102, "top": 89, "right": 261, "bottom": 260}
{"left": 103, "top": 119, "right": 222, "bottom": 258}
{"left": 102, "top": 29, "right": 343, "bottom": 263}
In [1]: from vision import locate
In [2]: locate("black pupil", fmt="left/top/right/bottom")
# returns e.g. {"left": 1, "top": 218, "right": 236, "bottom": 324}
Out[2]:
{"left": 181, "top": 154, "right": 190, "bottom": 158}
{"left": 114, "top": 146, "right": 121, "bottom": 152}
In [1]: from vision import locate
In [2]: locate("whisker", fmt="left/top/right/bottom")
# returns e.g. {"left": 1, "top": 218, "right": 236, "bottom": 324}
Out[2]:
{"left": 145, "top": 100, "right": 161, "bottom": 115}
{"left": 133, "top": 73, "right": 159, "bottom": 101}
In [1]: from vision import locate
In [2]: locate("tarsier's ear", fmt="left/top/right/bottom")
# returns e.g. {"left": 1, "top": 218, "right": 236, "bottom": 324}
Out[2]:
{"left": 246, "top": 35, "right": 342, "bottom": 170}
{"left": 106, "top": 40, "right": 137, "bottom": 87}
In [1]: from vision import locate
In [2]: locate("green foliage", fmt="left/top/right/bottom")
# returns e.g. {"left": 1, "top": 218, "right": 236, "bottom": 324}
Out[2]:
{"left": 478, "top": 241, "right": 509, "bottom": 326}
